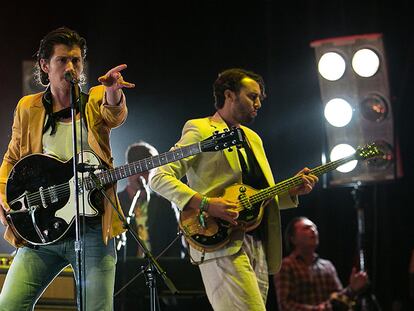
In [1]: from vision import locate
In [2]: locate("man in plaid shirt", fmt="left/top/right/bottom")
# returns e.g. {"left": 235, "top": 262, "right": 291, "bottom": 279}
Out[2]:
{"left": 274, "top": 217, "right": 368, "bottom": 310}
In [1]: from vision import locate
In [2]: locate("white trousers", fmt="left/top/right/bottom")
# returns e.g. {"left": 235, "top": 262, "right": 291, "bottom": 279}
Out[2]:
{"left": 198, "top": 234, "right": 269, "bottom": 311}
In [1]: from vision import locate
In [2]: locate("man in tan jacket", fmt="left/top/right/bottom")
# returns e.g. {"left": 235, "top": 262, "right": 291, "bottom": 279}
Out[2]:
{"left": 150, "top": 68, "right": 318, "bottom": 310}
{"left": 0, "top": 27, "right": 134, "bottom": 311}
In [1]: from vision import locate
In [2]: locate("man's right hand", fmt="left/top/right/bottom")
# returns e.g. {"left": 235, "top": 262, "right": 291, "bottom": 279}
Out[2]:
{"left": 349, "top": 267, "right": 368, "bottom": 293}
{"left": 201, "top": 197, "right": 239, "bottom": 226}
{"left": 187, "top": 194, "right": 239, "bottom": 226}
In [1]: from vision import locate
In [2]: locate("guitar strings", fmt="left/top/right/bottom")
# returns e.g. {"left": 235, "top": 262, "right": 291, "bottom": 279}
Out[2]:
{"left": 25, "top": 139, "right": 359, "bottom": 209}
{"left": 237, "top": 156, "right": 354, "bottom": 209}
{"left": 26, "top": 183, "right": 70, "bottom": 206}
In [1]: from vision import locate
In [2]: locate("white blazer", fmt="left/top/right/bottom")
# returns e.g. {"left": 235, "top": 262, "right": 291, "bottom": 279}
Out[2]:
{"left": 150, "top": 112, "right": 297, "bottom": 274}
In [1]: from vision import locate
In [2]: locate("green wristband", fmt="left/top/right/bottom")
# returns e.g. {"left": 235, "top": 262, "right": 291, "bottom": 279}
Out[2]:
{"left": 200, "top": 196, "right": 209, "bottom": 212}
{"left": 198, "top": 196, "right": 209, "bottom": 228}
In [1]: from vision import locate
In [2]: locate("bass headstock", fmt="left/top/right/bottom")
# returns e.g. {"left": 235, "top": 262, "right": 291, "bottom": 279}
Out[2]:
{"left": 354, "top": 143, "right": 384, "bottom": 160}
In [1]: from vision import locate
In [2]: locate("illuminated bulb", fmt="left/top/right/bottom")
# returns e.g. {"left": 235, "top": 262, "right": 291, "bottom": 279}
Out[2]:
{"left": 330, "top": 144, "right": 358, "bottom": 173}
{"left": 318, "top": 52, "right": 346, "bottom": 81}
{"left": 324, "top": 98, "right": 353, "bottom": 127}
{"left": 352, "top": 48, "right": 380, "bottom": 77}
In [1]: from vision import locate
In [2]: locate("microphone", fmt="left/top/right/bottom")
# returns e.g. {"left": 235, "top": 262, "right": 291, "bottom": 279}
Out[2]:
{"left": 77, "top": 163, "right": 106, "bottom": 172}
{"left": 64, "top": 71, "right": 78, "bottom": 84}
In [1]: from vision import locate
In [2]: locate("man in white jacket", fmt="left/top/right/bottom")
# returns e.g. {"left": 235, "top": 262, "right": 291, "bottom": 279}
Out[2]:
{"left": 150, "top": 68, "right": 318, "bottom": 311}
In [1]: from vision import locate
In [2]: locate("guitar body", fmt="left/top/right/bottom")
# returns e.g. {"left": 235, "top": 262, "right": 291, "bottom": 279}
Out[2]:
{"left": 6, "top": 151, "right": 103, "bottom": 245}
{"left": 179, "top": 183, "right": 267, "bottom": 252}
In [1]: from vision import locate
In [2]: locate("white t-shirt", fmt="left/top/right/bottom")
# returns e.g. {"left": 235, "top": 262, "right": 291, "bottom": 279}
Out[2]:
{"left": 42, "top": 118, "right": 90, "bottom": 161}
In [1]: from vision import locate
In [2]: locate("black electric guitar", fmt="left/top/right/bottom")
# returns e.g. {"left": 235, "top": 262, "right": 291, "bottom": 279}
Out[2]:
{"left": 179, "top": 143, "right": 383, "bottom": 252}
{"left": 6, "top": 128, "right": 244, "bottom": 245}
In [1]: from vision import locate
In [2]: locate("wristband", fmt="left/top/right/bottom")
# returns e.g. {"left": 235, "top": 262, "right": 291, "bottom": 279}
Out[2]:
{"left": 198, "top": 196, "right": 209, "bottom": 228}
{"left": 200, "top": 196, "right": 209, "bottom": 212}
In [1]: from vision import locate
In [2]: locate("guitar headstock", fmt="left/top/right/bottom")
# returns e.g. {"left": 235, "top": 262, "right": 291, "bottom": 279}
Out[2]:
{"left": 201, "top": 127, "right": 245, "bottom": 152}
{"left": 355, "top": 143, "right": 384, "bottom": 160}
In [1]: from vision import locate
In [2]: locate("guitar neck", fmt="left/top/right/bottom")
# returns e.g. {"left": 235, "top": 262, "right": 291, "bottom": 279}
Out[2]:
{"left": 85, "top": 142, "right": 201, "bottom": 189}
{"left": 250, "top": 153, "right": 356, "bottom": 205}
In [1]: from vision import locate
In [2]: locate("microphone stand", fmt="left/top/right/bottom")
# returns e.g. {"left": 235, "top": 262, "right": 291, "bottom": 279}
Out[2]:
{"left": 68, "top": 78, "right": 85, "bottom": 311}
{"left": 88, "top": 172, "right": 178, "bottom": 311}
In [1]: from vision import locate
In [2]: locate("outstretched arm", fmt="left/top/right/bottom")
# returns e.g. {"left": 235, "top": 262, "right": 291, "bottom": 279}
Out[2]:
{"left": 98, "top": 64, "right": 135, "bottom": 105}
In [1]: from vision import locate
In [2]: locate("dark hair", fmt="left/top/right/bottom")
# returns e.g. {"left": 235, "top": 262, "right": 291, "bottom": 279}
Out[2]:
{"left": 213, "top": 68, "right": 266, "bottom": 109}
{"left": 126, "top": 141, "right": 158, "bottom": 164}
{"left": 284, "top": 216, "right": 309, "bottom": 254}
{"left": 35, "top": 26, "right": 87, "bottom": 86}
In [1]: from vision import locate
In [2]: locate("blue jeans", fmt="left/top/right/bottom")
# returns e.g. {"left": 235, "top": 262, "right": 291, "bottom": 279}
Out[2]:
{"left": 0, "top": 220, "right": 117, "bottom": 311}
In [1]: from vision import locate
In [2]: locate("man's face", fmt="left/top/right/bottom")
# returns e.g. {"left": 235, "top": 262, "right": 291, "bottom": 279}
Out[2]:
{"left": 40, "top": 44, "right": 83, "bottom": 89}
{"left": 231, "top": 77, "right": 262, "bottom": 125}
{"left": 292, "top": 218, "right": 319, "bottom": 251}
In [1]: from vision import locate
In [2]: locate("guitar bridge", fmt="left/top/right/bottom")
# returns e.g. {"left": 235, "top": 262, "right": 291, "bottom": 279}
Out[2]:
{"left": 49, "top": 185, "right": 58, "bottom": 203}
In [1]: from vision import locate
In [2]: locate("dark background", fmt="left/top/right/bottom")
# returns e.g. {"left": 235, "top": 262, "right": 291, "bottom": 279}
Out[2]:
{"left": 0, "top": 1, "right": 413, "bottom": 310}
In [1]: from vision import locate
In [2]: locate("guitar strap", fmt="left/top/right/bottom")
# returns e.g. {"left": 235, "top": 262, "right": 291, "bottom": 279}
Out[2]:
{"left": 237, "top": 140, "right": 268, "bottom": 190}
{"left": 237, "top": 138, "right": 269, "bottom": 240}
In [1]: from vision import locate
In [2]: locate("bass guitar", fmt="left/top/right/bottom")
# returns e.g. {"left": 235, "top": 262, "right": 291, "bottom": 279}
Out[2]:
{"left": 6, "top": 128, "right": 244, "bottom": 245}
{"left": 179, "top": 143, "right": 383, "bottom": 252}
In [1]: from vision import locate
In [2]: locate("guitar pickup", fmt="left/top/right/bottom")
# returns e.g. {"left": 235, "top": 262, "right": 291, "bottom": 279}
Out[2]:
{"left": 39, "top": 186, "right": 48, "bottom": 208}
{"left": 48, "top": 185, "right": 58, "bottom": 203}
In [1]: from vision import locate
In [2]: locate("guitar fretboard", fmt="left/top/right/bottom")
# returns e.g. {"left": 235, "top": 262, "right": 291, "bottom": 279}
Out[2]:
{"left": 83, "top": 143, "right": 201, "bottom": 190}
{"left": 249, "top": 154, "right": 356, "bottom": 205}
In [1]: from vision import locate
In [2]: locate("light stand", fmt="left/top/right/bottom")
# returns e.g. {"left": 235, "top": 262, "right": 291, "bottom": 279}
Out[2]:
{"left": 351, "top": 184, "right": 382, "bottom": 311}
{"left": 88, "top": 172, "right": 178, "bottom": 311}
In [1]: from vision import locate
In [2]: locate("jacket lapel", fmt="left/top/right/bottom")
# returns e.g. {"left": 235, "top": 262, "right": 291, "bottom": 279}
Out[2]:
{"left": 210, "top": 112, "right": 242, "bottom": 175}
{"left": 28, "top": 96, "right": 46, "bottom": 154}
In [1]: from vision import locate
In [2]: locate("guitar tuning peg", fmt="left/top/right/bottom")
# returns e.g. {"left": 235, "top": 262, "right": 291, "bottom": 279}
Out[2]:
{"left": 228, "top": 147, "right": 233, "bottom": 152}
{"left": 236, "top": 144, "right": 242, "bottom": 149}
{"left": 224, "top": 128, "right": 229, "bottom": 132}
{"left": 213, "top": 130, "right": 219, "bottom": 135}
